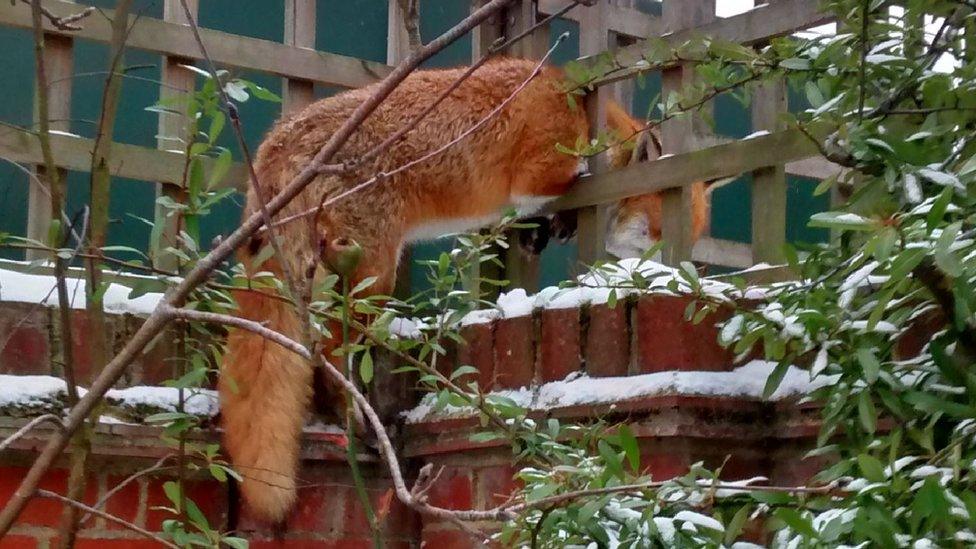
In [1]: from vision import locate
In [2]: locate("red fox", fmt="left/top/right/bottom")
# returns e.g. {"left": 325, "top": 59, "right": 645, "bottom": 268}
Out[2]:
{"left": 219, "top": 57, "right": 711, "bottom": 522}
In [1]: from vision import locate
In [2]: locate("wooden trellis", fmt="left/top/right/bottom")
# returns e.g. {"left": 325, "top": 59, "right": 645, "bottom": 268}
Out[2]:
{"left": 0, "top": 0, "right": 841, "bottom": 289}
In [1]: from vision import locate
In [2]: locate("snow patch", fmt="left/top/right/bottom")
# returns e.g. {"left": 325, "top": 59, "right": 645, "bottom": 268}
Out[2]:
{"left": 404, "top": 360, "right": 833, "bottom": 423}
{"left": 0, "top": 267, "right": 163, "bottom": 316}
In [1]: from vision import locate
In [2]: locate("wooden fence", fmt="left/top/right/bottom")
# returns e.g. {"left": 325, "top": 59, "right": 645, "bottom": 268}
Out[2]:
{"left": 0, "top": 0, "right": 840, "bottom": 290}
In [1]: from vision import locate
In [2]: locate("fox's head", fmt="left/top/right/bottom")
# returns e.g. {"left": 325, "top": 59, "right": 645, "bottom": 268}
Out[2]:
{"left": 601, "top": 101, "right": 732, "bottom": 259}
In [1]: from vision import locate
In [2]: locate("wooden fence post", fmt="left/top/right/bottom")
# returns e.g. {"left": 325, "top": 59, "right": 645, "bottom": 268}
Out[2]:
{"left": 153, "top": 0, "right": 198, "bottom": 271}
{"left": 26, "top": 34, "right": 73, "bottom": 260}
{"left": 750, "top": 0, "right": 787, "bottom": 266}
{"left": 283, "top": 0, "right": 316, "bottom": 114}
{"left": 502, "top": 0, "right": 547, "bottom": 292}
{"left": 389, "top": 0, "right": 415, "bottom": 298}
{"left": 659, "top": 0, "right": 715, "bottom": 266}
{"left": 577, "top": 0, "right": 612, "bottom": 266}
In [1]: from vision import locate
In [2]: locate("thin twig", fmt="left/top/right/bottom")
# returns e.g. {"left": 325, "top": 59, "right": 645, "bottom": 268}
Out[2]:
{"left": 0, "top": 415, "right": 64, "bottom": 452}
{"left": 36, "top": 489, "right": 179, "bottom": 548}
{"left": 163, "top": 306, "right": 312, "bottom": 359}
{"left": 80, "top": 455, "right": 173, "bottom": 524}
{"left": 17, "top": 0, "right": 95, "bottom": 31}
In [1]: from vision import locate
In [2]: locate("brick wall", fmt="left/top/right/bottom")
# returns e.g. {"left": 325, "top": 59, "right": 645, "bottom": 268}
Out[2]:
{"left": 0, "top": 292, "right": 937, "bottom": 548}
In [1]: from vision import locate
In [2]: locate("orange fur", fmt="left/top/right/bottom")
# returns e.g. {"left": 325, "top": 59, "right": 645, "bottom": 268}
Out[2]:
{"left": 222, "top": 58, "right": 593, "bottom": 523}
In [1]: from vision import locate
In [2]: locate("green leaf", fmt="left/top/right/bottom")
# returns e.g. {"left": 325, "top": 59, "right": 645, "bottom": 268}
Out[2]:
{"left": 779, "top": 57, "right": 812, "bottom": 70}
{"left": 207, "top": 148, "right": 233, "bottom": 189}
{"left": 809, "top": 211, "right": 875, "bottom": 231}
{"left": 222, "top": 537, "right": 249, "bottom": 549}
{"left": 857, "top": 454, "right": 886, "bottom": 482}
{"left": 857, "top": 392, "right": 877, "bottom": 433}
{"left": 162, "top": 480, "right": 182, "bottom": 511}
{"left": 725, "top": 505, "right": 752, "bottom": 545}
{"left": 616, "top": 424, "right": 640, "bottom": 472}
{"left": 804, "top": 80, "right": 825, "bottom": 107}
{"left": 856, "top": 347, "right": 881, "bottom": 383}
{"left": 774, "top": 507, "right": 818, "bottom": 539}
{"left": 934, "top": 222, "right": 962, "bottom": 277}
{"left": 598, "top": 439, "right": 624, "bottom": 479}
{"left": 469, "top": 431, "right": 506, "bottom": 443}
{"left": 888, "top": 248, "right": 926, "bottom": 281}
{"left": 762, "top": 360, "right": 791, "bottom": 400}
{"left": 359, "top": 350, "right": 374, "bottom": 384}
{"left": 351, "top": 276, "right": 377, "bottom": 295}
{"left": 926, "top": 187, "right": 953, "bottom": 232}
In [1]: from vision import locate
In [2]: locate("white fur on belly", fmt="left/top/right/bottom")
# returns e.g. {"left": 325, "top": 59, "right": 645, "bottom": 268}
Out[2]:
{"left": 405, "top": 196, "right": 560, "bottom": 243}
{"left": 405, "top": 214, "right": 500, "bottom": 243}
{"left": 511, "top": 195, "right": 560, "bottom": 216}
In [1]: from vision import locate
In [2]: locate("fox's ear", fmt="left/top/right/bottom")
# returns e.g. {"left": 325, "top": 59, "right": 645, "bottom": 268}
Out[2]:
{"left": 703, "top": 175, "right": 739, "bottom": 195}
{"left": 604, "top": 99, "right": 643, "bottom": 139}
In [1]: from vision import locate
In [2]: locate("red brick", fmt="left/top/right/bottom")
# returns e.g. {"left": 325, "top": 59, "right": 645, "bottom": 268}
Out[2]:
{"left": 539, "top": 308, "right": 581, "bottom": 382}
{"left": 456, "top": 322, "right": 495, "bottom": 391}
{"left": 0, "top": 535, "right": 38, "bottom": 549}
{"left": 584, "top": 303, "right": 630, "bottom": 377}
{"left": 0, "top": 467, "right": 66, "bottom": 527}
{"left": 635, "top": 295, "right": 733, "bottom": 373}
{"left": 640, "top": 452, "right": 689, "bottom": 481}
{"left": 895, "top": 309, "right": 942, "bottom": 360}
{"left": 475, "top": 466, "right": 520, "bottom": 508}
{"left": 145, "top": 478, "right": 226, "bottom": 532}
{"left": 343, "top": 486, "right": 418, "bottom": 538}
{"left": 250, "top": 541, "right": 373, "bottom": 549}
{"left": 493, "top": 316, "right": 535, "bottom": 389}
{"left": 0, "top": 303, "right": 50, "bottom": 375}
{"left": 424, "top": 467, "right": 473, "bottom": 511}
{"left": 75, "top": 540, "right": 162, "bottom": 549}
{"left": 422, "top": 528, "right": 484, "bottom": 549}
{"left": 102, "top": 473, "right": 143, "bottom": 530}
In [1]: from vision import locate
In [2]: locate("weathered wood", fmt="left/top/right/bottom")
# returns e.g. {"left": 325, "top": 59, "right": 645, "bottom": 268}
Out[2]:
{"left": 658, "top": 0, "right": 715, "bottom": 265}
{"left": 575, "top": 0, "right": 614, "bottom": 266}
{"left": 391, "top": 0, "right": 414, "bottom": 299}
{"left": 283, "top": 0, "right": 317, "bottom": 114}
{"left": 0, "top": 0, "right": 390, "bottom": 90}
{"left": 153, "top": 0, "right": 198, "bottom": 271}
{"left": 749, "top": 0, "right": 788, "bottom": 266}
{"left": 26, "top": 33, "right": 73, "bottom": 261}
{"left": 537, "top": 0, "right": 661, "bottom": 39}
{"left": 500, "top": 0, "right": 546, "bottom": 292}
{"left": 0, "top": 124, "right": 247, "bottom": 189}
{"left": 584, "top": 0, "right": 831, "bottom": 87}
{"left": 692, "top": 236, "right": 752, "bottom": 269}
{"left": 544, "top": 128, "right": 821, "bottom": 212}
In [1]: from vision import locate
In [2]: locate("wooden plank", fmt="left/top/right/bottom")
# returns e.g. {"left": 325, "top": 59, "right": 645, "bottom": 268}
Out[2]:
{"left": 0, "top": 0, "right": 391, "bottom": 89}
{"left": 543, "top": 128, "right": 821, "bottom": 212}
{"left": 537, "top": 0, "right": 661, "bottom": 39}
{"left": 283, "top": 0, "right": 317, "bottom": 114}
{"left": 696, "top": 133, "right": 845, "bottom": 179}
{"left": 391, "top": 0, "right": 414, "bottom": 299}
{"left": 692, "top": 237, "right": 752, "bottom": 269}
{"left": 583, "top": 0, "right": 831, "bottom": 86}
{"left": 576, "top": 0, "right": 613, "bottom": 265}
{"left": 749, "top": 0, "right": 787, "bottom": 266}
{"left": 658, "top": 0, "right": 715, "bottom": 266}
{"left": 26, "top": 34, "right": 73, "bottom": 261}
{"left": 0, "top": 124, "right": 248, "bottom": 189}
{"left": 502, "top": 0, "right": 545, "bottom": 291}
{"left": 153, "top": 0, "right": 197, "bottom": 271}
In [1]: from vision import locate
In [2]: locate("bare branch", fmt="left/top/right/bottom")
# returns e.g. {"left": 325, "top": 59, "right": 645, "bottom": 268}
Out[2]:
{"left": 17, "top": 0, "right": 95, "bottom": 31}
{"left": 36, "top": 489, "right": 179, "bottom": 548}
{"left": 0, "top": 415, "right": 64, "bottom": 452}
{"left": 162, "top": 305, "right": 312, "bottom": 359}
{"left": 80, "top": 454, "right": 173, "bottom": 525}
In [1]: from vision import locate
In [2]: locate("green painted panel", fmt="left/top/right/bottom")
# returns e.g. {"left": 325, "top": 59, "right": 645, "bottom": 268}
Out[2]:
{"left": 0, "top": 26, "right": 32, "bottom": 260}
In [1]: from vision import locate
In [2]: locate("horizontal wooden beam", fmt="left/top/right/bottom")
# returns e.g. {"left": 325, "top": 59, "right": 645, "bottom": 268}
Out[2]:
{"left": 696, "top": 133, "right": 846, "bottom": 180}
{"left": 538, "top": 0, "right": 661, "bottom": 39}
{"left": 0, "top": 125, "right": 247, "bottom": 189}
{"left": 0, "top": 0, "right": 391, "bottom": 89}
{"left": 545, "top": 128, "right": 820, "bottom": 212}
{"left": 582, "top": 0, "right": 831, "bottom": 86}
{"left": 693, "top": 236, "right": 752, "bottom": 269}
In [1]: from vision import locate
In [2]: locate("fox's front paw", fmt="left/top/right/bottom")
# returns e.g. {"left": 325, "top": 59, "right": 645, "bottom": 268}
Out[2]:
{"left": 517, "top": 217, "right": 552, "bottom": 255}
{"left": 550, "top": 209, "right": 578, "bottom": 243}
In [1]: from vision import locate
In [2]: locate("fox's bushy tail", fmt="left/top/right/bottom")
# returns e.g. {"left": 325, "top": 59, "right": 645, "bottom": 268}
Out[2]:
{"left": 218, "top": 287, "right": 312, "bottom": 523}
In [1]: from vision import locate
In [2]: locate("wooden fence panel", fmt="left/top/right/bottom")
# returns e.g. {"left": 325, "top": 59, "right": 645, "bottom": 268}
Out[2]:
{"left": 25, "top": 33, "right": 73, "bottom": 261}
{"left": 283, "top": 0, "right": 317, "bottom": 114}
{"left": 0, "top": 0, "right": 391, "bottom": 89}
